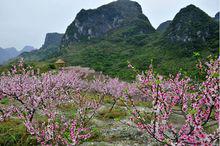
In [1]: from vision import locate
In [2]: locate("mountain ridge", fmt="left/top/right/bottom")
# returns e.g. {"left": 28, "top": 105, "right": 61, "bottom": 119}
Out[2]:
{"left": 0, "top": 46, "right": 36, "bottom": 65}
{"left": 61, "top": 0, "right": 155, "bottom": 46}
{"left": 19, "top": 33, "right": 63, "bottom": 61}
{"left": 16, "top": 1, "right": 219, "bottom": 80}
{"left": 214, "top": 12, "right": 219, "bottom": 21}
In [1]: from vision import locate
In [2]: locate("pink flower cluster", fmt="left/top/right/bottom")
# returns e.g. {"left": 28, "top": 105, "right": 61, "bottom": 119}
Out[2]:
{"left": 0, "top": 58, "right": 143, "bottom": 145}
{"left": 128, "top": 58, "right": 220, "bottom": 145}
{"left": 90, "top": 77, "right": 142, "bottom": 100}
{"left": 0, "top": 59, "right": 102, "bottom": 145}
{"left": 24, "top": 111, "right": 91, "bottom": 146}
{"left": 1, "top": 57, "right": 218, "bottom": 145}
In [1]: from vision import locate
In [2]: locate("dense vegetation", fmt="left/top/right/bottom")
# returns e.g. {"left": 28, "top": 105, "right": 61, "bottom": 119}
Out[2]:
{"left": 13, "top": 3, "right": 218, "bottom": 81}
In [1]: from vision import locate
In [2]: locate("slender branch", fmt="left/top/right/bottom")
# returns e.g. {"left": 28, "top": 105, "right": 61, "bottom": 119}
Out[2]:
{"left": 109, "top": 99, "right": 117, "bottom": 112}
{"left": 202, "top": 105, "right": 214, "bottom": 126}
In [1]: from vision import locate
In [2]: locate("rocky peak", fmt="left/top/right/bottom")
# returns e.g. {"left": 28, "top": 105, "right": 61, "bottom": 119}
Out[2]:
{"left": 42, "top": 33, "right": 64, "bottom": 49}
{"left": 165, "top": 4, "right": 218, "bottom": 46}
{"left": 157, "top": 20, "right": 172, "bottom": 33}
{"left": 62, "top": 0, "right": 155, "bottom": 45}
{"left": 214, "top": 12, "right": 219, "bottom": 21}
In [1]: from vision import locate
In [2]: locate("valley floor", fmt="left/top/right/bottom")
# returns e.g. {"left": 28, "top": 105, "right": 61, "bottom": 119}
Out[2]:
{"left": 0, "top": 99, "right": 187, "bottom": 146}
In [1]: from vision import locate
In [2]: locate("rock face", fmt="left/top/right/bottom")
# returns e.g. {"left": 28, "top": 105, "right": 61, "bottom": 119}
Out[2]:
{"left": 165, "top": 4, "right": 219, "bottom": 46}
{"left": 20, "top": 32, "right": 64, "bottom": 61}
{"left": 8, "top": 2, "right": 219, "bottom": 80}
{"left": 157, "top": 20, "right": 172, "bottom": 33}
{"left": 62, "top": 0, "right": 155, "bottom": 45}
{"left": 42, "top": 33, "right": 64, "bottom": 48}
{"left": 214, "top": 12, "right": 219, "bottom": 21}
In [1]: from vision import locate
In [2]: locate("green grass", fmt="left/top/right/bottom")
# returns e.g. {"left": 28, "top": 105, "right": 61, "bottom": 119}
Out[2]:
{"left": 97, "top": 106, "right": 127, "bottom": 120}
{"left": 117, "top": 99, "right": 153, "bottom": 108}
{"left": 0, "top": 97, "right": 9, "bottom": 105}
{"left": 0, "top": 99, "right": 218, "bottom": 145}
{"left": 57, "top": 103, "right": 77, "bottom": 119}
{"left": 88, "top": 127, "right": 106, "bottom": 142}
{"left": 0, "top": 119, "right": 37, "bottom": 146}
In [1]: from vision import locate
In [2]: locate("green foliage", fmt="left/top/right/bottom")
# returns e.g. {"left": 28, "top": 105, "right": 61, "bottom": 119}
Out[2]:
{"left": 2, "top": 4, "right": 218, "bottom": 81}
{"left": 0, "top": 119, "right": 36, "bottom": 146}
{"left": 48, "top": 64, "right": 56, "bottom": 70}
{"left": 188, "top": 109, "right": 197, "bottom": 115}
{"left": 0, "top": 97, "right": 9, "bottom": 105}
{"left": 57, "top": 29, "right": 217, "bottom": 81}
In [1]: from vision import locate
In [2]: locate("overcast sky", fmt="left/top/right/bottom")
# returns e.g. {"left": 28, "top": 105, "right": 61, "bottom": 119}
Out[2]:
{"left": 0, "top": 0, "right": 219, "bottom": 50}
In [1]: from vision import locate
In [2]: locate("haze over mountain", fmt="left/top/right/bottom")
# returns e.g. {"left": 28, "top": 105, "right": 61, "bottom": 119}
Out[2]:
{"left": 20, "top": 46, "right": 36, "bottom": 53}
{"left": 0, "top": 46, "right": 36, "bottom": 65}
{"left": 0, "top": 47, "right": 18, "bottom": 65}
{"left": 20, "top": 33, "right": 63, "bottom": 61}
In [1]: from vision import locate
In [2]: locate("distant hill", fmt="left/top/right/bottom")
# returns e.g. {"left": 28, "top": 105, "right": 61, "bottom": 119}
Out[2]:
{"left": 20, "top": 33, "right": 64, "bottom": 61}
{"left": 19, "top": 1, "right": 219, "bottom": 80}
{"left": 0, "top": 47, "right": 19, "bottom": 64}
{"left": 0, "top": 46, "right": 36, "bottom": 65}
{"left": 20, "top": 46, "right": 36, "bottom": 53}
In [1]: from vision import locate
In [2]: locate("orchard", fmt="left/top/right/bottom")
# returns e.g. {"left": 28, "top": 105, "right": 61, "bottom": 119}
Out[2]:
{"left": 0, "top": 58, "right": 219, "bottom": 145}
